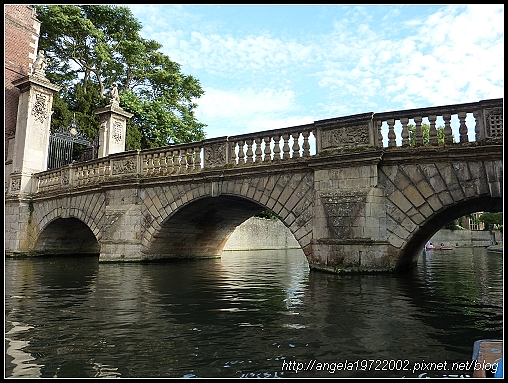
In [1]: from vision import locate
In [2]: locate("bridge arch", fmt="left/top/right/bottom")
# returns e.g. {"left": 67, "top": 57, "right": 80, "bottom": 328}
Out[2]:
{"left": 398, "top": 195, "right": 502, "bottom": 270}
{"left": 28, "top": 194, "right": 105, "bottom": 254}
{"left": 33, "top": 216, "right": 100, "bottom": 255}
{"left": 140, "top": 170, "right": 315, "bottom": 260}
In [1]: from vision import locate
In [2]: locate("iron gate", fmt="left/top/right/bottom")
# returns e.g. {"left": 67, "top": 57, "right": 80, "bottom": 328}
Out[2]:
{"left": 47, "top": 117, "right": 97, "bottom": 170}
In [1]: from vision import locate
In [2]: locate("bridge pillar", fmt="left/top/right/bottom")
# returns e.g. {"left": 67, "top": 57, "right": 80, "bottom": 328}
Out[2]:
{"left": 98, "top": 188, "right": 144, "bottom": 262}
{"left": 7, "top": 73, "right": 61, "bottom": 195}
{"left": 5, "top": 72, "right": 61, "bottom": 256}
{"left": 94, "top": 103, "right": 133, "bottom": 158}
{"left": 308, "top": 155, "right": 396, "bottom": 273}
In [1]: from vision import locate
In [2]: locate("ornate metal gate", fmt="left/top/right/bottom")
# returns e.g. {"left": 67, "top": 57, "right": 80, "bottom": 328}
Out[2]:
{"left": 47, "top": 116, "right": 97, "bottom": 170}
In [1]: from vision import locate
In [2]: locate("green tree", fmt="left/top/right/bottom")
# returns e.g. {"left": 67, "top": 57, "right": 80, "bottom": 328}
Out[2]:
{"left": 407, "top": 123, "right": 453, "bottom": 146}
{"left": 34, "top": 5, "right": 206, "bottom": 151}
{"left": 479, "top": 212, "right": 503, "bottom": 231}
{"left": 255, "top": 210, "right": 278, "bottom": 220}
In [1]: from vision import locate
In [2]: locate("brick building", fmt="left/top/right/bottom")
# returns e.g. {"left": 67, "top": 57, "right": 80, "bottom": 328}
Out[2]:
{"left": 4, "top": 5, "right": 41, "bottom": 159}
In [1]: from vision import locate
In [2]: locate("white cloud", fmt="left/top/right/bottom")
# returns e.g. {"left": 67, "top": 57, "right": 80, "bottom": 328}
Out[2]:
{"left": 128, "top": 5, "right": 503, "bottom": 137}
{"left": 195, "top": 87, "right": 310, "bottom": 137}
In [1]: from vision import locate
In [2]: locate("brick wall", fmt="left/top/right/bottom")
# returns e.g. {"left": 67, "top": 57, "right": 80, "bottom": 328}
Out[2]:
{"left": 4, "top": 5, "right": 41, "bottom": 158}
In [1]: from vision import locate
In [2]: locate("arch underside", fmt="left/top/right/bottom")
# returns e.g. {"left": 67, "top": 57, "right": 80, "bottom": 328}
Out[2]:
{"left": 397, "top": 195, "right": 503, "bottom": 271}
{"left": 34, "top": 217, "right": 100, "bottom": 255}
{"left": 146, "top": 195, "right": 267, "bottom": 258}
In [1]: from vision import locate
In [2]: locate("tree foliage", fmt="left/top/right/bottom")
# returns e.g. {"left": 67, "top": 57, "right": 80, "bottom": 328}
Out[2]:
{"left": 407, "top": 123, "right": 454, "bottom": 145}
{"left": 479, "top": 212, "right": 503, "bottom": 231}
{"left": 34, "top": 5, "right": 206, "bottom": 151}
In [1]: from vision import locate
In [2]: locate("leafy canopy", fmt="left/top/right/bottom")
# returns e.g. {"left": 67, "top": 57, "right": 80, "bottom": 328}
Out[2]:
{"left": 34, "top": 5, "right": 206, "bottom": 150}
{"left": 407, "top": 123, "right": 454, "bottom": 145}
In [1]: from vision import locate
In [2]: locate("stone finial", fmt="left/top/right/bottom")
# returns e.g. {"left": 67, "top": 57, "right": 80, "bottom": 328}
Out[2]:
{"left": 33, "top": 50, "right": 49, "bottom": 76}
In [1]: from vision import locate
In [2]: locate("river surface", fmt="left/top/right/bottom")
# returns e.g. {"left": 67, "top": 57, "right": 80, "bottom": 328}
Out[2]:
{"left": 4, "top": 247, "right": 503, "bottom": 378}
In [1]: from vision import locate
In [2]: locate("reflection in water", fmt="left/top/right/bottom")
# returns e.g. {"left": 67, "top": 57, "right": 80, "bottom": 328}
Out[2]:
{"left": 4, "top": 247, "right": 503, "bottom": 378}
{"left": 5, "top": 322, "right": 41, "bottom": 378}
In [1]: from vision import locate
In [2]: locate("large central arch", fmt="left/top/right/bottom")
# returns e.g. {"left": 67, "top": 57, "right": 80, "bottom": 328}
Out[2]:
{"left": 146, "top": 195, "right": 266, "bottom": 258}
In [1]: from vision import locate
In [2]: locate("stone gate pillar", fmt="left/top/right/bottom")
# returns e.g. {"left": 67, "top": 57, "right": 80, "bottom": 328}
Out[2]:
{"left": 8, "top": 70, "right": 61, "bottom": 195}
{"left": 94, "top": 100, "right": 133, "bottom": 158}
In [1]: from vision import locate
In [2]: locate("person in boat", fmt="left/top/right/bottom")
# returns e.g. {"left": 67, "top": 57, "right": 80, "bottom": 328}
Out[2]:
{"left": 426, "top": 241, "right": 434, "bottom": 250}
{"left": 440, "top": 243, "right": 445, "bottom": 249}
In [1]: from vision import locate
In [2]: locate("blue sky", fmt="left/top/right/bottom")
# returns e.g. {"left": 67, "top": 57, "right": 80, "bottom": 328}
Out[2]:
{"left": 127, "top": 4, "right": 504, "bottom": 140}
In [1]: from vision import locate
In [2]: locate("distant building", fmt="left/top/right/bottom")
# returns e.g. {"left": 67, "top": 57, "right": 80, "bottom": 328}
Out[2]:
{"left": 463, "top": 212, "right": 485, "bottom": 231}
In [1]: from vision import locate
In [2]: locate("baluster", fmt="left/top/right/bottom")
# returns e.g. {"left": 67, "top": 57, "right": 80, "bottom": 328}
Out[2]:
{"left": 153, "top": 153, "right": 160, "bottom": 175}
{"left": 292, "top": 132, "right": 301, "bottom": 158}
{"left": 80, "top": 165, "right": 86, "bottom": 185}
{"left": 245, "top": 139, "right": 254, "bottom": 164}
{"left": 443, "top": 114, "right": 453, "bottom": 144}
{"left": 180, "top": 149, "right": 187, "bottom": 173}
{"left": 173, "top": 149, "right": 181, "bottom": 174}
{"left": 473, "top": 110, "right": 482, "bottom": 143}
{"left": 237, "top": 140, "right": 245, "bottom": 165}
{"left": 254, "top": 137, "right": 263, "bottom": 163}
{"left": 187, "top": 148, "right": 194, "bottom": 171}
{"left": 146, "top": 154, "right": 154, "bottom": 176}
{"left": 75, "top": 166, "right": 81, "bottom": 186}
{"left": 82, "top": 165, "right": 88, "bottom": 184}
{"left": 194, "top": 146, "right": 202, "bottom": 171}
{"left": 104, "top": 160, "right": 111, "bottom": 180}
{"left": 414, "top": 116, "right": 423, "bottom": 146}
{"left": 89, "top": 166, "right": 96, "bottom": 183}
{"left": 229, "top": 142, "right": 237, "bottom": 166}
{"left": 387, "top": 119, "right": 396, "bottom": 147}
{"left": 282, "top": 133, "right": 291, "bottom": 159}
{"left": 400, "top": 118, "right": 410, "bottom": 147}
{"left": 159, "top": 152, "right": 168, "bottom": 175}
{"left": 37, "top": 176, "right": 43, "bottom": 192}
{"left": 263, "top": 136, "right": 272, "bottom": 162}
{"left": 458, "top": 112, "right": 468, "bottom": 143}
{"left": 87, "top": 165, "right": 93, "bottom": 184}
{"left": 302, "top": 131, "right": 311, "bottom": 157}
{"left": 377, "top": 120, "right": 383, "bottom": 148}
{"left": 428, "top": 115, "right": 438, "bottom": 146}
{"left": 98, "top": 161, "right": 105, "bottom": 181}
{"left": 153, "top": 153, "right": 161, "bottom": 175}
{"left": 272, "top": 135, "right": 281, "bottom": 160}
{"left": 165, "top": 150, "right": 174, "bottom": 174}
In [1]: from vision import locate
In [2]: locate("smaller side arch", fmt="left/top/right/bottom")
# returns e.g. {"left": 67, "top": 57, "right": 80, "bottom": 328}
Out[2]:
{"left": 33, "top": 216, "right": 100, "bottom": 255}
{"left": 396, "top": 195, "right": 503, "bottom": 271}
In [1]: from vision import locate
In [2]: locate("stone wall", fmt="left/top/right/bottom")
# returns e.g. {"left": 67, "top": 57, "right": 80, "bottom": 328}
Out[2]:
{"left": 429, "top": 228, "right": 502, "bottom": 248}
{"left": 223, "top": 217, "right": 300, "bottom": 251}
{"left": 224, "top": 218, "right": 502, "bottom": 251}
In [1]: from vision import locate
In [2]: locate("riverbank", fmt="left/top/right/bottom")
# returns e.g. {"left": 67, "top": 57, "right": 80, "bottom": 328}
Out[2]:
{"left": 428, "top": 228, "right": 502, "bottom": 248}
{"left": 224, "top": 218, "right": 502, "bottom": 251}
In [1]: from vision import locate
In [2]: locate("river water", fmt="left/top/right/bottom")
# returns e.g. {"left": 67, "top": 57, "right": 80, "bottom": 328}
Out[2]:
{"left": 4, "top": 246, "right": 503, "bottom": 378}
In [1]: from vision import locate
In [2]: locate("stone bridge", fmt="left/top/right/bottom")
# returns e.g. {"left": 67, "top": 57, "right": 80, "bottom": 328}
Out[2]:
{"left": 5, "top": 98, "right": 503, "bottom": 274}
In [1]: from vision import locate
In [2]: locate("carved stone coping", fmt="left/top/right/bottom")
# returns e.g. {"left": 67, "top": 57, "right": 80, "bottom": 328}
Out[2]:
{"left": 12, "top": 74, "right": 62, "bottom": 93}
{"left": 94, "top": 104, "right": 134, "bottom": 119}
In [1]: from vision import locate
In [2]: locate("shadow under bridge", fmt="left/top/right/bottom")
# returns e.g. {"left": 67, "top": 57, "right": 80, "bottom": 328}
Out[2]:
{"left": 145, "top": 195, "right": 268, "bottom": 259}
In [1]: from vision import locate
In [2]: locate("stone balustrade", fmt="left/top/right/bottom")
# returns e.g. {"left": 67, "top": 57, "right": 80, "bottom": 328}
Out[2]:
{"left": 228, "top": 124, "right": 316, "bottom": 164}
{"left": 373, "top": 98, "right": 503, "bottom": 147}
{"left": 33, "top": 98, "right": 502, "bottom": 194}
